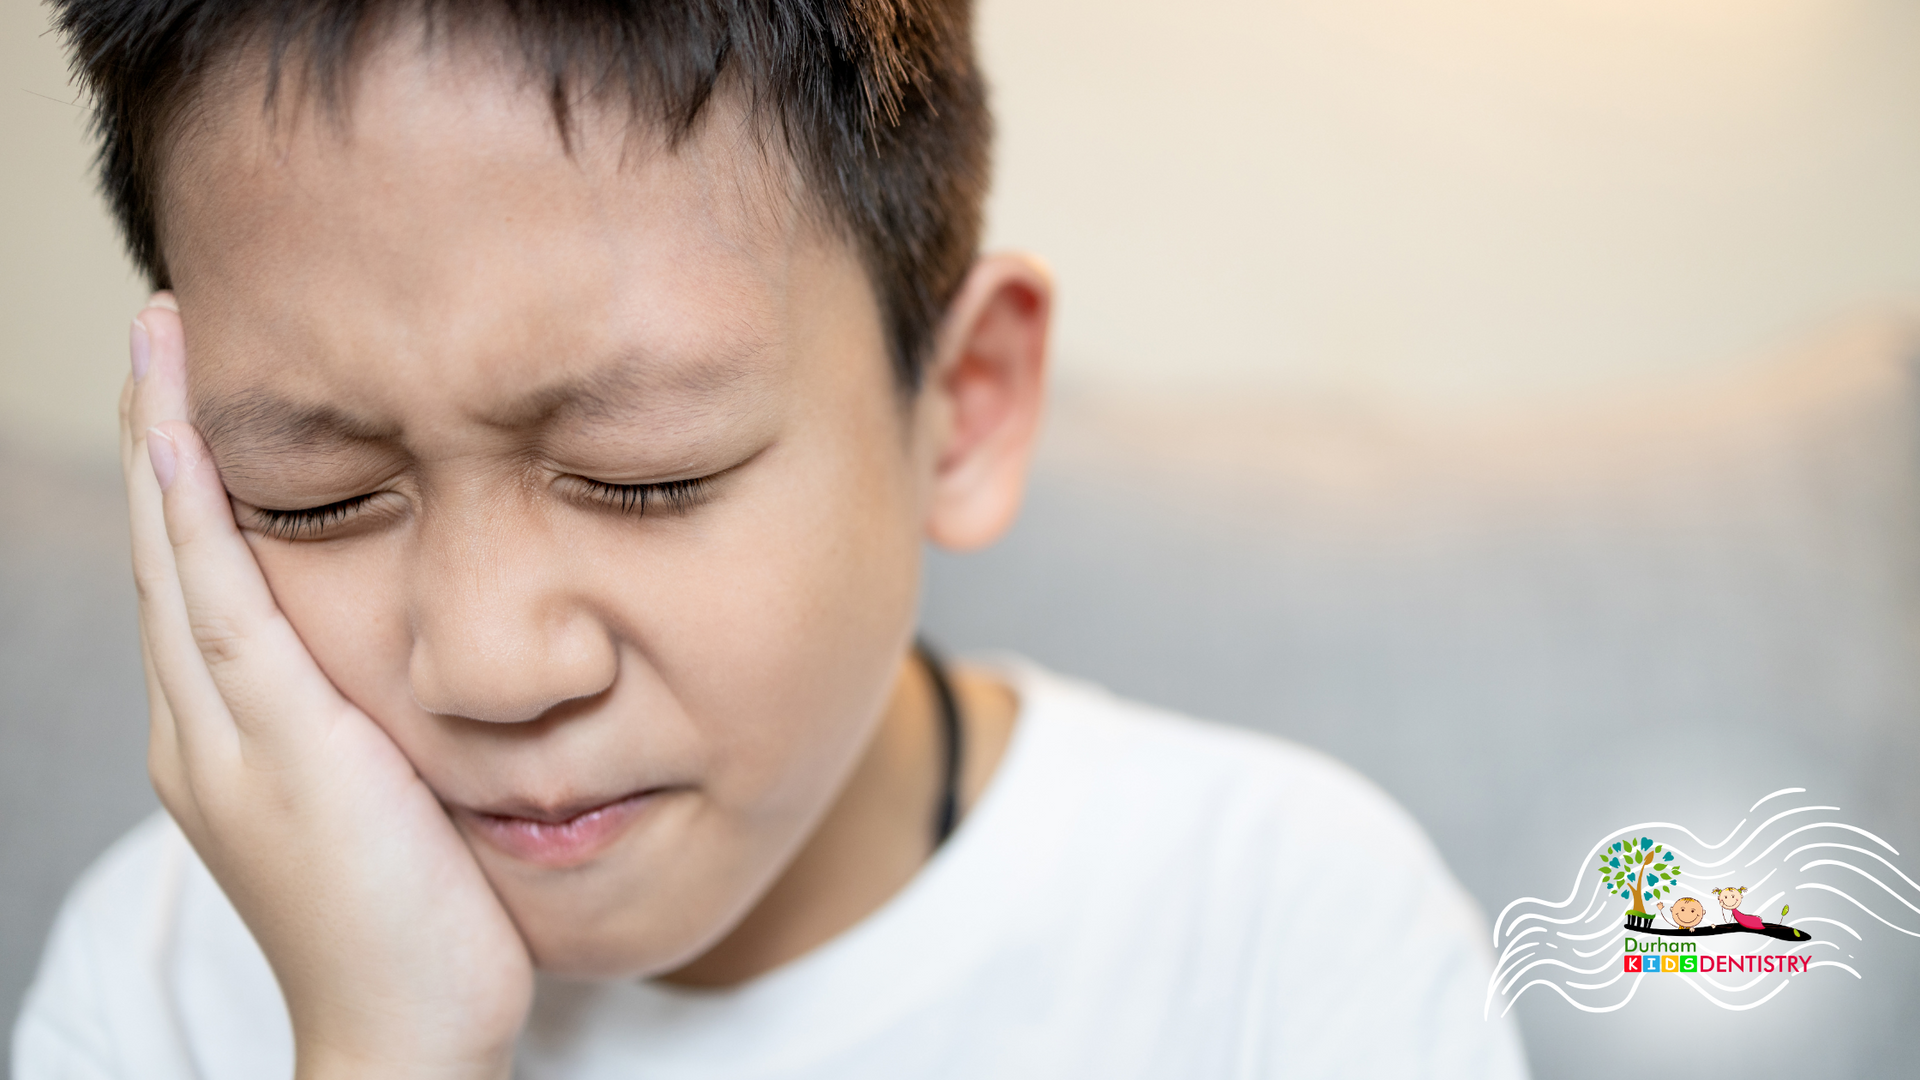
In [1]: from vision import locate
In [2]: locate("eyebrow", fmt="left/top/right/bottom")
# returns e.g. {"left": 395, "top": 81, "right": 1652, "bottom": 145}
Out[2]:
{"left": 192, "top": 344, "right": 768, "bottom": 461}
{"left": 487, "top": 349, "right": 759, "bottom": 430}
{"left": 194, "top": 392, "right": 401, "bottom": 459}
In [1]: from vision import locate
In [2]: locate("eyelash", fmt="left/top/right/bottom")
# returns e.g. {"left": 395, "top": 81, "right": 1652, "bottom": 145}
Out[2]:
{"left": 253, "top": 494, "right": 377, "bottom": 541}
{"left": 250, "top": 476, "right": 713, "bottom": 540}
{"left": 576, "top": 476, "right": 713, "bottom": 516}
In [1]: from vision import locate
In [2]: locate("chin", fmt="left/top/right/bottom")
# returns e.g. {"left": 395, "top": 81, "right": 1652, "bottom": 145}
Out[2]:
{"left": 511, "top": 887, "right": 736, "bottom": 981}
{"left": 525, "top": 932, "right": 687, "bottom": 982}
{"left": 458, "top": 789, "right": 769, "bottom": 981}
{"left": 489, "top": 847, "right": 774, "bottom": 982}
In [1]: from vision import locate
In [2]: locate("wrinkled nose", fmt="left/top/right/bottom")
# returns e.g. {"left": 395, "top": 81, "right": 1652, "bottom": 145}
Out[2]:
{"left": 406, "top": 514, "right": 617, "bottom": 724}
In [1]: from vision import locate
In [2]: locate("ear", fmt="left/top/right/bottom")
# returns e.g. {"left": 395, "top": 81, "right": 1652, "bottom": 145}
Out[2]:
{"left": 917, "top": 252, "right": 1053, "bottom": 551}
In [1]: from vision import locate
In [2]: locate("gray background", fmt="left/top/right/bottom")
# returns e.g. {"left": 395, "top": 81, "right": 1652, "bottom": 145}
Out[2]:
{"left": 7, "top": 328, "right": 1920, "bottom": 1076}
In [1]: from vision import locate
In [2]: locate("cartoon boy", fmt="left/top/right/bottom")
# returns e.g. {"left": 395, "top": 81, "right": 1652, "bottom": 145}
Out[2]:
{"left": 1659, "top": 896, "right": 1708, "bottom": 931}
{"left": 16, "top": 2, "right": 1527, "bottom": 1078}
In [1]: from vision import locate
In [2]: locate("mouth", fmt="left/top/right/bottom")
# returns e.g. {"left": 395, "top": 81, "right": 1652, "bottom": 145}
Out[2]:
{"left": 454, "top": 788, "right": 678, "bottom": 869}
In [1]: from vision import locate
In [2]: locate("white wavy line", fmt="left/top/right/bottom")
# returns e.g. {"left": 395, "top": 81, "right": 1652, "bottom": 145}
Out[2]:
{"left": 1486, "top": 936, "right": 1561, "bottom": 1018}
{"left": 1582, "top": 886, "right": 1615, "bottom": 925}
{"left": 1489, "top": 944, "right": 1542, "bottom": 1003}
{"left": 1791, "top": 916, "right": 1860, "bottom": 940}
{"left": 1746, "top": 822, "right": 1901, "bottom": 868}
{"left": 1491, "top": 941, "right": 1538, "bottom": 979}
{"left": 1800, "top": 860, "right": 1920, "bottom": 917}
{"left": 1810, "top": 961, "right": 1861, "bottom": 979}
{"left": 1689, "top": 860, "right": 1774, "bottom": 895}
{"left": 1502, "top": 974, "right": 1642, "bottom": 1017}
{"left": 1788, "top": 940, "right": 1840, "bottom": 955}
{"left": 1693, "top": 806, "right": 1840, "bottom": 869}
{"left": 1662, "top": 808, "right": 1835, "bottom": 871}
{"left": 1557, "top": 922, "right": 1627, "bottom": 942}
{"left": 1494, "top": 819, "right": 1749, "bottom": 944}
{"left": 1499, "top": 955, "right": 1617, "bottom": 996}
{"left": 1785, "top": 842, "right": 1920, "bottom": 895}
{"left": 1566, "top": 970, "right": 1626, "bottom": 991}
{"left": 1503, "top": 880, "right": 1611, "bottom": 938}
{"left": 1496, "top": 926, "right": 1547, "bottom": 965}
{"left": 1510, "top": 909, "right": 1605, "bottom": 934}
{"left": 1494, "top": 933, "right": 1543, "bottom": 969}
{"left": 1752, "top": 788, "right": 1807, "bottom": 812}
{"left": 1499, "top": 955, "right": 1564, "bottom": 996}
{"left": 1795, "top": 883, "right": 1920, "bottom": 937}
{"left": 1574, "top": 932, "right": 1626, "bottom": 959}
{"left": 1677, "top": 974, "right": 1791, "bottom": 1011}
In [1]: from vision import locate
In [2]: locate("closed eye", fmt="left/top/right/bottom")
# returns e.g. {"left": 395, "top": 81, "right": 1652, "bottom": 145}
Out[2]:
{"left": 249, "top": 493, "right": 382, "bottom": 540}
{"left": 576, "top": 476, "right": 714, "bottom": 515}
{"left": 244, "top": 472, "right": 720, "bottom": 539}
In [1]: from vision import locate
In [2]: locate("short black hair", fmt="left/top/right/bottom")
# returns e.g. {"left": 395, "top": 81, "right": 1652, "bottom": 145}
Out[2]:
{"left": 52, "top": 0, "right": 991, "bottom": 389}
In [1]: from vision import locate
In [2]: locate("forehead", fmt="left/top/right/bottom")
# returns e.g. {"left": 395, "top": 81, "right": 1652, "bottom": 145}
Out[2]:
{"left": 160, "top": 29, "right": 824, "bottom": 424}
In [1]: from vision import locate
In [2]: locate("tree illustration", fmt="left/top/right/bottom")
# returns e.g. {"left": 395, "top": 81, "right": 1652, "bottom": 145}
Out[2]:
{"left": 1596, "top": 837, "right": 1679, "bottom": 917}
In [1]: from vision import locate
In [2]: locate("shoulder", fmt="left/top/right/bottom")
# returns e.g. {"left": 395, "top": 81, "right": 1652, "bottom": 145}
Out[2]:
{"left": 1009, "top": 663, "right": 1440, "bottom": 870}
{"left": 12, "top": 813, "right": 190, "bottom": 1079}
{"left": 27, "top": 811, "right": 189, "bottom": 987}
{"left": 12, "top": 813, "right": 286, "bottom": 1080}
{"left": 996, "top": 663, "right": 1529, "bottom": 1079}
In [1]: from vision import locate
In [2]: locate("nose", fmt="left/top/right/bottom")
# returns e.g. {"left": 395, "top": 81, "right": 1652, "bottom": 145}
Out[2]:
{"left": 406, "top": 509, "right": 618, "bottom": 724}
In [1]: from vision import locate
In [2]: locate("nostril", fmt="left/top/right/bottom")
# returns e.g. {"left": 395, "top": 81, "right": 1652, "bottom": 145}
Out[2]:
{"left": 407, "top": 613, "right": 618, "bottom": 724}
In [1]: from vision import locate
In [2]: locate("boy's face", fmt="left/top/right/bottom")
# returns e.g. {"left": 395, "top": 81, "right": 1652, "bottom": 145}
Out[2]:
{"left": 161, "top": 41, "right": 939, "bottom": 977}
{"left": 1673, "top": 901, "right": 1703, "bottom": 927}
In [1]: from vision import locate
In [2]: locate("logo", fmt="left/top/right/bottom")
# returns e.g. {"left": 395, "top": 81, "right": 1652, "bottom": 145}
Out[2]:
{"left": 1486, "top": 787, "right": 1918, "bottom": 1015}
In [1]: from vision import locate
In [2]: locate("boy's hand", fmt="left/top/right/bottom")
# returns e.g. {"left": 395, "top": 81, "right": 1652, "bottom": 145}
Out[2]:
{"left": 122, "top": 296, "right": 533, "bottom": 1080}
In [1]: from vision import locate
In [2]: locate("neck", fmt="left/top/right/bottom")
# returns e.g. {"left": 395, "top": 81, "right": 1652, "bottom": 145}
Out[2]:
{"left": 661, "top": 652, "right": 1018, "bottom": 987}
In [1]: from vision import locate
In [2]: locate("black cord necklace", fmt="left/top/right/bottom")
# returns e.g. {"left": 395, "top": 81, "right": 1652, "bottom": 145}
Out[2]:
{"left": 914, "top": 638, "right": 965, "bottom": 849}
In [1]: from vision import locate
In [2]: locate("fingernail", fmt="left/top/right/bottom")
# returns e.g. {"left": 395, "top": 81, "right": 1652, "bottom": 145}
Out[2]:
{"left": 131, "top": 318, "right": 151, "bottom": 381}
{"left": 147, "top": 428, "right": 178, "bottom": 490}
{"left": 147, "top": 292, "right": 179, "bottom": 312}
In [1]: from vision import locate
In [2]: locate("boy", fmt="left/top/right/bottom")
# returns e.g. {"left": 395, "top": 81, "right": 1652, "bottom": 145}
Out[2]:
{"left": 15, "top": 1, "right": 1526, "bottom": 1076}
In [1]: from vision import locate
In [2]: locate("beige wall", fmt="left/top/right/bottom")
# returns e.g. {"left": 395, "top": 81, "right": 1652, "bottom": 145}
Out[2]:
{"left": 6, "top": 0, "right": 1920, "bottom": 462}
{"left": 3, "top": 0, "right": 151, "bottom": 462}
{"left": 976, "top": 0, "right": 1920, "bottom": 405}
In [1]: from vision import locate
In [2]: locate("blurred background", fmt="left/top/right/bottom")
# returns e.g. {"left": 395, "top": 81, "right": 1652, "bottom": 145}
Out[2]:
{"left": 6, "top": 0, "right": 1920, "bottom": 1075}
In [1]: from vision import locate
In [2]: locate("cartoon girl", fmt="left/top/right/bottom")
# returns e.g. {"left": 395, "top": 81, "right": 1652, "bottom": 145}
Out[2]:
{"left": 1715, "top": 886, "right": 1765, "bottom": 930}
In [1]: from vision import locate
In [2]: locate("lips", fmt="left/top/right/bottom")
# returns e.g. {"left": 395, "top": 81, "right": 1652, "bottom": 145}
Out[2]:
{"left": 457, "top": 788, "right": 670, "bottom": 869}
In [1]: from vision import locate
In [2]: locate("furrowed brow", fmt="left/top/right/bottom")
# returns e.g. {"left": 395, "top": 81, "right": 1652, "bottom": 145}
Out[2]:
{"left": 194, "top": 392, "right": 400, "bottom": 462}
{"left": 491, "top": 346, "right": 767, "bottom": 430}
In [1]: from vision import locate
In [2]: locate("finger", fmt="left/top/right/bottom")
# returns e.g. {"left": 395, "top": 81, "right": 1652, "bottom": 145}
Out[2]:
{"left": 150, "top": 417, "right": 349, "bottom": 750}
{"left": 117, "top": 290, "right": 176, "bottom": 473}
{"left": 123, "top": 304, "right": 217, "bottom": 838}
{"left": 141, "top": 632, "right": 204, "bottom": 834}
{"left": 123, "top": 303, "right": 201, "bottom": 830}
{"left": 124, "top": 303, "right": 241, "bottom": 764}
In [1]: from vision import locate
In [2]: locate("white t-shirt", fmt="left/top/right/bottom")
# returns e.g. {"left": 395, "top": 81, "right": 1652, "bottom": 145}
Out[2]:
{"left": 13, "top": 663, "right": 1527, "bottom": 1079}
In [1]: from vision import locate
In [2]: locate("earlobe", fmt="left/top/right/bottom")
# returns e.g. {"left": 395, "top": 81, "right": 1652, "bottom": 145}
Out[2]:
{"left": 922, "top": 252, "right": 1053, "bottom": 552}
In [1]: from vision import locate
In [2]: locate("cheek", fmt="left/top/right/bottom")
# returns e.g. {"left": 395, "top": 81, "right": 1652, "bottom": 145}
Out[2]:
{"left": 249, "top": 532, "right": 414, "bottom": 718}
{"left": 599, "top": 433, "right": 924, "bottom": 812}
